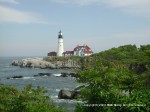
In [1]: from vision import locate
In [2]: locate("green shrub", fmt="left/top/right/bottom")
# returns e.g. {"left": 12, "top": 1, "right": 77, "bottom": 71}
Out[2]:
{"left": 0, "top": 84, "right": 65, "bottom": 112}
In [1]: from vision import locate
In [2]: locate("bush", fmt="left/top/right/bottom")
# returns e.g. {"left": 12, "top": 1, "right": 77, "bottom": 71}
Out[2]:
{"left": 0, "top": 84, "right": 65, "bottom": 112}
{"left": 75, "top": 62, "right": 150, "bottom": 112}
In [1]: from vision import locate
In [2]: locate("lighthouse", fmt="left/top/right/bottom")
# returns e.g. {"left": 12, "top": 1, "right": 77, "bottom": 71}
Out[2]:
{"left": 57, "top": 30, "right": 64, "bottom": 56}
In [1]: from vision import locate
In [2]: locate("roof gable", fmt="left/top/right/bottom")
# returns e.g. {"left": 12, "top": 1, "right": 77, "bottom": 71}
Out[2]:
{"left": 74, "top": 45, "right": 91, "bottom": 51}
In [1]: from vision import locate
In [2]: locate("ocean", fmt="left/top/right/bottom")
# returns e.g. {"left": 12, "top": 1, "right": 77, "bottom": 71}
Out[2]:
{"left": 0, "top": 57, "right": 83, "bottom": 112}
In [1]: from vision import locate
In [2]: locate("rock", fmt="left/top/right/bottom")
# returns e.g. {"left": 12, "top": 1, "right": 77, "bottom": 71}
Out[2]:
{"left": 58, "top": 90, "right": 72, "bottom": 99}
{"left": 58, "top": 90, "right": 79, "bottom": 99}
{"left": 33, "top": 73, "right": 51, "bottom": 77}
{"left": 26, "top": 62, "right": 32, "bottom": 68}
{"left": 11, "top": 60, "right": 18, "bottom": 66}
{"left": 72, "top": 90, "right": 80, "bottom": 99}
{"left": 69, "top": 73, "right": 80, "bottom": 78}
{"left": 11, "top": 58, "right": 57, "bottom": 69}
{"left": 12, "top": 60, "right": 21, "bottom": 66}
{"left": 38, "top": 73, "right": 51, "bottom": 76}
{"left": 54, "top": 72, "right": 80, "bottom": 78}
{"left": 7, "top": 75, "right": 23, "bottom": 79}
{"left": 60, "top": 72, "right": 69, "bottom": 77}
{"left": 13, "top": 75, "right": 23, "bottom": 79}
{"left": 11, "top": 57, "right": 80, "bottom": 69}
{"left": 40, "top": 65, "right": 46, "bottom": 69}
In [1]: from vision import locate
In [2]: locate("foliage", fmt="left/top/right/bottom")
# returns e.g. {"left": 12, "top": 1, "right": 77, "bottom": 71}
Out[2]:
{"left": 92, "top": 44, "right": 150, "bottom": 65}
{"left": 0, "top": 84, "right": 65, "bottom": 112}
{"left": 75, "top": 44, "right": 150, "bottom": 112}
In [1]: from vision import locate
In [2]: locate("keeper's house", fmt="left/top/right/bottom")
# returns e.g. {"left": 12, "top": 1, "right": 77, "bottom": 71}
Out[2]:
{"left": 63, "top": 45, "right": 93, "bottom": 57}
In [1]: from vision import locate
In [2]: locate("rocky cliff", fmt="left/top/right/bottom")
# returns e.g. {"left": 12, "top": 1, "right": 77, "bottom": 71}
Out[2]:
{"left": 11, "top": 57, "right": 80, "bottom": 69}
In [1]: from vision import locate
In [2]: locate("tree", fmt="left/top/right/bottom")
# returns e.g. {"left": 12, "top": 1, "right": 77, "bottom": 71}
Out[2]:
{"left": 75, "top": 60, "right": 150, "bottom": 112}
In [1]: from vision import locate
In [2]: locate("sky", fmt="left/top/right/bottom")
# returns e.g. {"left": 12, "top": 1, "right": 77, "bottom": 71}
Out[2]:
{"left": 0, "top": 0, "right": 150, "bottom": 57}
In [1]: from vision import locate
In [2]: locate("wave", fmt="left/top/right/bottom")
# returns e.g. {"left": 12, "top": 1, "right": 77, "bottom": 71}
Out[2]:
{"left": 23, "top": 77, "right": 35, "bottom": 80}
{"left": 56, "top": 89, "right": 60, "bottom": 92}
{"left": 53, "top": 74, "right": 62, "bottom": 77}
{"left": 9, "top": 76, "right": 35, "bottom": 80}
{"left": 51, "top": 95, "right": 58, "bottom": 99}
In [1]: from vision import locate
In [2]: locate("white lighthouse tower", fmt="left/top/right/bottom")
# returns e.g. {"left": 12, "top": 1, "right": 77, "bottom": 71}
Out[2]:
{"left": 57, "top": 30, "right": 64, "bottom": 56}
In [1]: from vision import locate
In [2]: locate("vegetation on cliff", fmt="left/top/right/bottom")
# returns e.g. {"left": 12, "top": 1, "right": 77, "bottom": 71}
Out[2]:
{"left": 91, "top": 44, "right": 150, "bottom": 65}
{"left": 75, "top": 44, "right": 150, "bottom": 112}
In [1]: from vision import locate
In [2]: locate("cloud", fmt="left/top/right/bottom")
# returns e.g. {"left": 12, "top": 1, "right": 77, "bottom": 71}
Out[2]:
{"left": 0, "top": 0, "right": 19, "bottom": 4}
{"left": 50, "top": 0, "right": 150, "bottom": 15}
{"left": 102, "top": 0, "right": 150, "bottom": 15}
{"left": 0, "top": 5, "right": 50, "bottom": 24}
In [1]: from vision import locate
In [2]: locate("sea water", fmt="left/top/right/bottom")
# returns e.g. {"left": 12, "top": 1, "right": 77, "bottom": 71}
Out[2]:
{"left": 0, "top": 57, "right": 83, "bottom": 112}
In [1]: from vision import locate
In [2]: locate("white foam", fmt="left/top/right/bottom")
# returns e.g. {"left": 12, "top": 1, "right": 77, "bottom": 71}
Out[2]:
{"left": 42, "top": 75, "right": 48, "bottom": 77}
{"left": 53, "top": 74, "right": 61, "bottom": 77}
{"left": 23, "top": 77, "right": 34, "bottom": 80}
{"left": 51, "top": 95, "right": 58, "bottom": 99}
{"left": 56, "top": 89, "right": 60, "bottom": 92}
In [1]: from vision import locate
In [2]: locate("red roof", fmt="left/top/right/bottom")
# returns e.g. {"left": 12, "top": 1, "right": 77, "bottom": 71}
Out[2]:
{"left": 84, "top": 50, "right": 93, "bottom": 54}
{"left": 74, "top": 45, "right": 91, "bottom": 51}
{"left": 48, "top": 52, "right": 57, "bottom": 56}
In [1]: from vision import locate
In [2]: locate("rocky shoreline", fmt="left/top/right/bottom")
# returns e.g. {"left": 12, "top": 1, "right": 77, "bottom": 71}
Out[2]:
{"left": 6, "top": 72, "right": 82, "bottom": 100}
{"left": 6, "top": 72, "right": 80, "bottom": 79}
{"left": 11, "top": 57, "right": 81, "bottom": 69}
{"left": 11, "top": 57, "right": 83, "bottom": 100}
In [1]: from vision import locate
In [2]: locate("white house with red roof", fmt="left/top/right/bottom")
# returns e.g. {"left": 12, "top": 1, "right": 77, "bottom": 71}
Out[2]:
{"left": 74, "top": 45, "right": 93, "bottom": 56}
{"left": 63, "top": 45, "right": 93, "bottom": 57}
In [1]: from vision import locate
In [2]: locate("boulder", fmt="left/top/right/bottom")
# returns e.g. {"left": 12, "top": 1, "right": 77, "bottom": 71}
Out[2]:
{"left": 61, "top": 72, "right": 69, "bottom": 77}
{"left": 54, "top": 72, "right": 80, "bottom": 78}
{"left": 12, "top": 60, "right": 20, "bottom": 66}
{"left": 7, "top": 75, "right": 23, "bottom": 79}
{"left": 69, "top": 73, "right": 80, "bottom": 78}
{"left": 11, "top": 60, "right": 17, "bottom": 66}
{"left": 58, "top": 90, "right": 79, "bottom": 99}
{"left": 13, "top": 75, "right": 23, "bottom": 78}
{"left": 33, "top": 73, "right": 51, "bottom": 77}
{"left": 25, "top": 62, "right": 32, "bottom": 68}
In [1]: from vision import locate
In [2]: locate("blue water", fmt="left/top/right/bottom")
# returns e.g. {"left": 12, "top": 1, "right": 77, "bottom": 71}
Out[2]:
{"left": 0, "top": 57, "right": 83, "bottom": 112}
